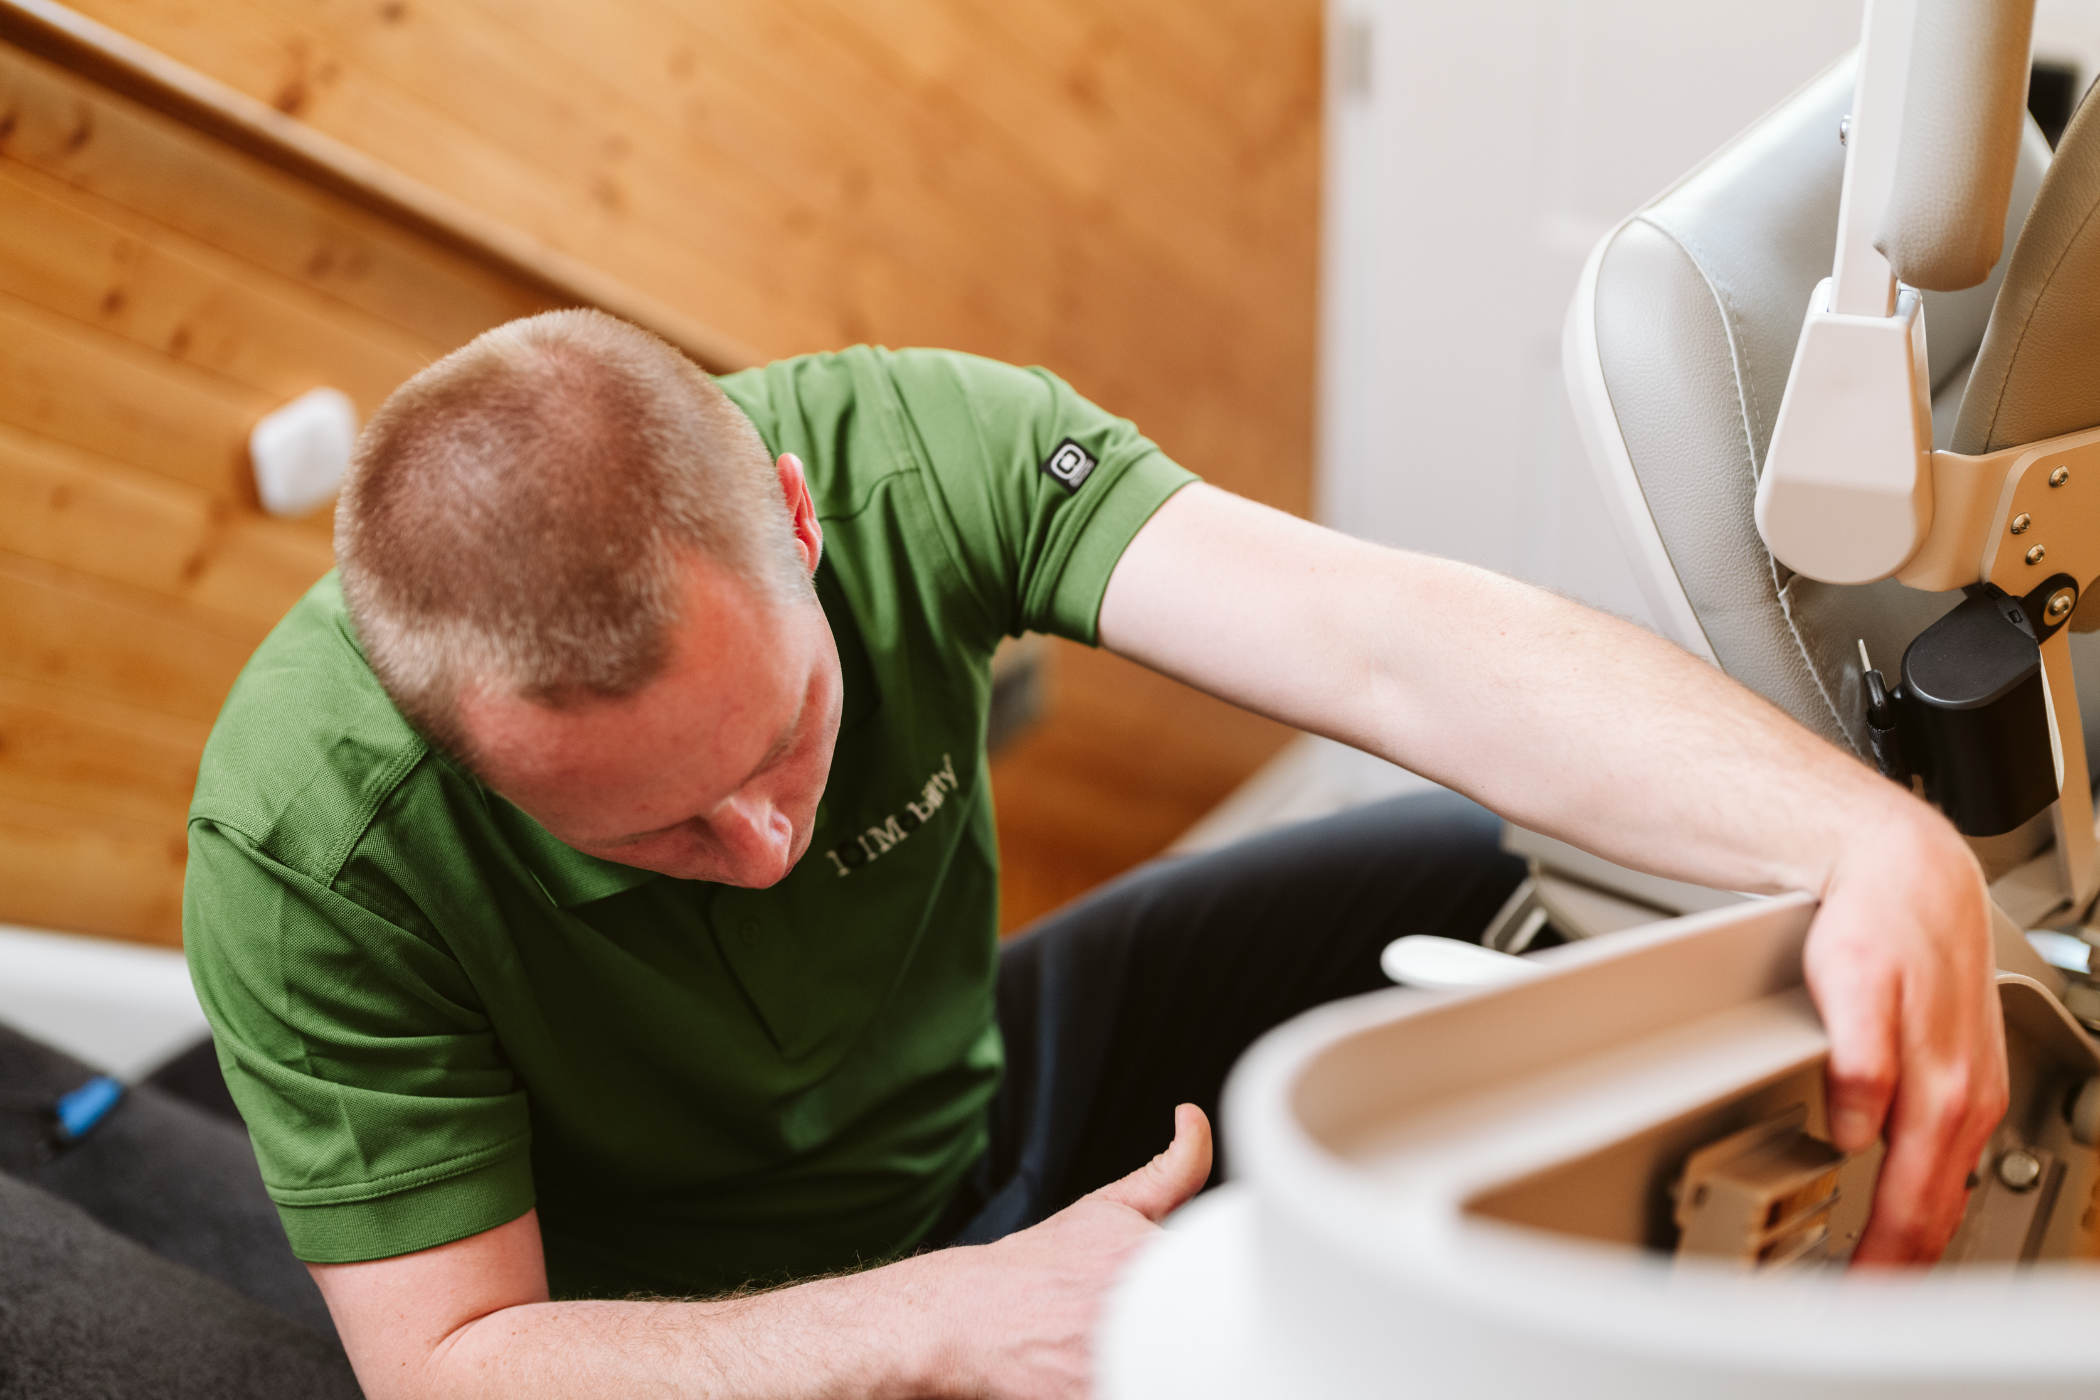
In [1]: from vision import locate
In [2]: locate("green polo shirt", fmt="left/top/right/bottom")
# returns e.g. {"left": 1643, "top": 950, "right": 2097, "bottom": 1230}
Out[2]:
{"left": 182, "top": 346, "right": 1194, "bottom": 1298}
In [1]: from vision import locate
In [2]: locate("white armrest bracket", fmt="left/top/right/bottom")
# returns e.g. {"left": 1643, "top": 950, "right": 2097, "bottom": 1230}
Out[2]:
{"left": 1757, "top": 278, "right": 1933, "bottom": 584}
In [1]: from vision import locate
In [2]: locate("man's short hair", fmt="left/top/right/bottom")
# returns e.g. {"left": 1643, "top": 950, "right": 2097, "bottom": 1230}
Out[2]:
{"left": 335, "top": 308, "right": 805, "bottom": 757}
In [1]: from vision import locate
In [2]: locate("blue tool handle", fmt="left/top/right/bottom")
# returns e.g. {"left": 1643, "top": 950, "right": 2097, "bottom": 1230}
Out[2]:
{"left": 54, "top": 1075, "right": 123, "bottom": 1142}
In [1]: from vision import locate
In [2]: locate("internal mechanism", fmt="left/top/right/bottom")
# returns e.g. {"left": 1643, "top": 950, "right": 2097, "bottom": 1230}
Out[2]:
{"left": 1672, "top": 1109, "right": 1844, "bottom": 1270}
{"left": 1669, "top": 1064, "right": 2100, "bottom": 1269}
{"left": 1468, "top": 984, "right": 2100, "bottom": 1272}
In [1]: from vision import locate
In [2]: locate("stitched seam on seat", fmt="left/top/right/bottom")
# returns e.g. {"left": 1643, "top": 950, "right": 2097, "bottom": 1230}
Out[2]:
{"left": 1648, "top": 218, "right": 1856, "bottom": 752}
{"left": 1666, "top": 224, "right": 1769, "bottom": 458}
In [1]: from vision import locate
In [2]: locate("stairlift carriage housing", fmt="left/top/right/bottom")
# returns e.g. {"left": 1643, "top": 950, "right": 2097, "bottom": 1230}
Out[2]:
{"left": 1096, "top": 3, "right": 2100, "bottom": 1394}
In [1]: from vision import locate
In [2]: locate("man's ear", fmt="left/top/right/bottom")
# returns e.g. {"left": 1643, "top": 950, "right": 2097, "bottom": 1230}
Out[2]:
{"left": 776, "top": 452, "right": 823, "bottom": 575}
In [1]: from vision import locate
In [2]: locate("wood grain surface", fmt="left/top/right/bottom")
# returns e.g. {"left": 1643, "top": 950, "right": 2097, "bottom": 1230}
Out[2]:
{"left": 0, "top": 35, "right": 563, "bottom": 942}
{"left": 4, "top": 1, "right": 1316, "bottom": 942}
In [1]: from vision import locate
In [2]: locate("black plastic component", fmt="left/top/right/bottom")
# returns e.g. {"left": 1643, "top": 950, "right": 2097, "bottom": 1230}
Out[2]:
{"left": 1861, "top": 666, "right": 1910, "bottom": 786}
{"left": 2032, "top": 60, "right": 2080, "bottom": 150}
{"left": 1897, "top": 589, "right": 2058, "bottom": 837}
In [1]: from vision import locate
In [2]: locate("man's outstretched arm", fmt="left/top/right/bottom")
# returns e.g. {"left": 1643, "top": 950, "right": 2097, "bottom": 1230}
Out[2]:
{"left": 1099, "top": 483, "right": 2008, "bottom": 1264}
{"left": 311, "top": 1106, "right": 1209, "bottom": 1400}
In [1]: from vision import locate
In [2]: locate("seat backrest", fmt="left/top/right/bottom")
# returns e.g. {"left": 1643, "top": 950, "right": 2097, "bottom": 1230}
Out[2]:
{"left": 1569, "top": 57, "right": 2053, "bottom": 763}
{"left": 1956, "top": 84, "right": 2100, "bottom": 455}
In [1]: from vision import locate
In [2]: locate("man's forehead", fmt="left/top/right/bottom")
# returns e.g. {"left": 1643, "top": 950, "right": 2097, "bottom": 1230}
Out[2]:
{"left": 467, "top": 660, "right": 772, "bottom": 778}
{"left": 466, "top": 598, "right": 813, "bottom": 798}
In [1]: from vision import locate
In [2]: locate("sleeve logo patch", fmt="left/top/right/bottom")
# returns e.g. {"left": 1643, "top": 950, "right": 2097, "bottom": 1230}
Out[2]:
{"left": 1040, "top": 438, "right": 1099, "bottom": 493}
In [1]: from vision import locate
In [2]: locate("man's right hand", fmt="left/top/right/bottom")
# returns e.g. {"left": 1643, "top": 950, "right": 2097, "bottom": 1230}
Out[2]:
{"left": 311, "top": 1106, "right": 1213, "bottom": 1400}
{"left": 929, "top": 1103, "right": 1213, "bottom": 1398}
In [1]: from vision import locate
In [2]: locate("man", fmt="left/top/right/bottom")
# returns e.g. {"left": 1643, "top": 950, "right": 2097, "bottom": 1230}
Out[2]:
{"left": 185, "top": 309, "right": 2003, "bottom": 1398}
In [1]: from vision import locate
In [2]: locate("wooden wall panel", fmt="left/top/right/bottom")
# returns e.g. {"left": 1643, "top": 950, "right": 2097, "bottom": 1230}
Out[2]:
{"left": 0, "top": 421, "right": 325, "bottom": 626}
{"left": 0, "top": 164, "right": 432, "bottom": 410}
{"left": 0, "top": 295, "right": 276, "bottom": 498}
{"left": 0, "top": 37, "right": 564, "bottom": 944}
{"left": 63, "top": 1, "right": 1320, "bottom": 514}
{"left": 7, "top": 1, "right": 1316, "bottom": 944}
{"left": 0, "top": 51, "right": 552, "bottom": 346}
{"left": 59, "top": 0, "right": 1319, "bottom": 933}
{"left": 0, "top": 789, "right": 188, "bottom": 941}
{"left": 0, "top": 674, "right": 206, "bottom": 826}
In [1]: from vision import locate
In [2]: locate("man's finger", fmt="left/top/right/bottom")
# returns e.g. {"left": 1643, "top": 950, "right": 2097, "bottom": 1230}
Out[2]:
{"left": 1809, "top": 939, "right": 1902, "bottom": 1156}
{"left": 1090, "top": 1104, "right": 1214, "bottom": 1224}
{"left": 1850, "top": 1075, "right": 1998, "bottom": 1264}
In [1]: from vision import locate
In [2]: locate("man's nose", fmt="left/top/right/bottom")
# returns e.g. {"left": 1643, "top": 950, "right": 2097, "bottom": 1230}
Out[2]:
{"left": 711, "top": 795, "right": 794, "bottom": 874}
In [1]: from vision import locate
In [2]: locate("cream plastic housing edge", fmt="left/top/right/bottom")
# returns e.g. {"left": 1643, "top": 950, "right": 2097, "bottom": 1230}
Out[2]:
{"left": 1561, "top": 225, "right": 1721, "bottom": 665}
{"left": 1097, "top": 895, "right": 2100, "bottom": 1399}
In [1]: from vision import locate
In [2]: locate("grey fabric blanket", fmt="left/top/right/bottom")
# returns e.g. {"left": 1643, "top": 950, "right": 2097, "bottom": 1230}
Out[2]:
{"left": 0, "top": 1023, "right": 362, "bottom": 1399}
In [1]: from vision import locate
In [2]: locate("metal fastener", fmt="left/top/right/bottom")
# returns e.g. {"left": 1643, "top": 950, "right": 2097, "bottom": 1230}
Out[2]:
{"left": 2012, "top": 513, "right": 2033, "bottom": 534}
{"left": 2048, "top": 589, "right": 2077, "bottom": 622}
{"left": 1839, "top": 114, "right": 1851, "bottom": 146}
{"left": 2052, "top": 465, "right": 2072, "bottom": 487}
{"left": 2027, "top": 544, "right": 2048, "bottom": 565}
{"left": 1998, "top": 1148, "right": 2043, "bottom": 1192}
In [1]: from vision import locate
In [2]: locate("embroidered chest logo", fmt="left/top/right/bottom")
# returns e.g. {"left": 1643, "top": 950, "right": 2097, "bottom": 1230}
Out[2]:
{"left": 1039, "top": 437, "right": 1098, "bottom": 493}
{"left": 823, "top": 753, "right": 960, "bottom": 877}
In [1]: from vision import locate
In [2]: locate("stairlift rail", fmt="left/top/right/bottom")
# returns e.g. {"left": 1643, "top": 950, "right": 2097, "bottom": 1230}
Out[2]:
{"left": 1827, "top": 0, "right": 1914, "bottom": 318}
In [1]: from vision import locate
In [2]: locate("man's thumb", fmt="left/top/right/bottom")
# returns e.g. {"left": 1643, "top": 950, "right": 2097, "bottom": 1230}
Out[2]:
{"left": 1092, "top": 1104, "right": 1214, "bottom": 1224}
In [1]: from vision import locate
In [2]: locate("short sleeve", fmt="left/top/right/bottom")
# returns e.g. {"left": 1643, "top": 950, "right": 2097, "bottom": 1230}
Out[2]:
{"left": 183, "top": 819, "right": 534, "bottom": 1263}
{"left": 881, "top": 349, "right": 1196, "bottom": 643}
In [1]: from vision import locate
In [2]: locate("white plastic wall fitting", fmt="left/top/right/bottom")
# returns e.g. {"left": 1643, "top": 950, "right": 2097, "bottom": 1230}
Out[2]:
{"left": 250, "top": 387, "right": 359, "bottom": 518}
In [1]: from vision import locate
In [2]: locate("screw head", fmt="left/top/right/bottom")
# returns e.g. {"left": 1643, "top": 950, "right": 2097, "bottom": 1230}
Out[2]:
{"left": 2051, "top": 465, "right": 2072, "bottom": 487}
{"left": 1999, "top": 1148, "right": 2044, "bottom": 1192}
{"left": 2013, "top": 512, "right": 2033, "bottom": 534}
{"left": 2027, "top": 544, "right": 2049, "bottom": 565}
{"left": 2048, "top": 589, "right": 2077, "bottom": 622}
{"left": 1839, "top": 114, "right": 1851, "bottom": 146}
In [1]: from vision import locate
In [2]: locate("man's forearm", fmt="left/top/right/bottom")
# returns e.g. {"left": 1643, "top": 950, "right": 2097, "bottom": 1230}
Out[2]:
{"left": 320, "top": 1113, "right": 1214, "bottom": 1400}
{"left": 411, "top": 1256, "right": 957, "bottom": 1400}
{"left": 1100, "top": 484, "right": 1937, "bottom": 897}
{"left": 314, "top": 1211, "right": 963, "bottom": 1400}
{"left": 1352, "top": 556, "right": 1931, "bottom": 897}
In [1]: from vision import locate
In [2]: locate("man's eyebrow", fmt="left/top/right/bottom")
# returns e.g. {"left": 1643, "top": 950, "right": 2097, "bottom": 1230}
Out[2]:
{"left": 594, "top": 693, "right": 807, "bottom": 848}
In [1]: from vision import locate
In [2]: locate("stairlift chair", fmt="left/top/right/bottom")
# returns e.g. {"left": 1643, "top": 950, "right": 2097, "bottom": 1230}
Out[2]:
{"left": 1561, "top": 2, "right": 2100, "bottom": 956}
{"left": 1097, "top": 4, "right": 2100, "bottom": 1395}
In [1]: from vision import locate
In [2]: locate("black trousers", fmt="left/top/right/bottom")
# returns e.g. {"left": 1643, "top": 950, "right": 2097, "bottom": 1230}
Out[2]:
{"left": 933, "top": 789, "right": 1525, "bottom": 1245}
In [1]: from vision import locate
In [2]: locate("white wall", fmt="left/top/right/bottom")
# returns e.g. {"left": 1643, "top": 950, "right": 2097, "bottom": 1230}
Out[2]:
{"left": 2036, "top": 0, "right": 2100, "bottom": 85}
{"left": 1319, "top": 0, "right": 1866, "bottom": 626}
